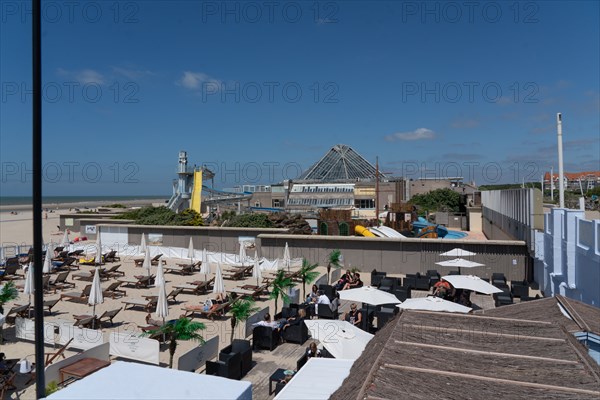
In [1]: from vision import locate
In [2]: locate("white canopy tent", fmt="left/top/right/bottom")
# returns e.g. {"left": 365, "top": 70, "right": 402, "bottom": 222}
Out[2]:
{"left": 275, "top": 358, "right": 353, "bottom": 400}
{"left": 45, "top": 361, "right": 252, "bottom": 400}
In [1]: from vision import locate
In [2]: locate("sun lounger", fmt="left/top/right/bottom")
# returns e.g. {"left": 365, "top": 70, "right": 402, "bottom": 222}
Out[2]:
{"left": 102, "top": 281, "right": 126, "bottom": 299}
{"left": 103, "top": 264, "right": 124, "bottom": 278}
{"left": 122, "top": 298, "right": 157, "bottom": 312}
{"left": 223, "top": 265, "right": 253, "bottom": 281}
{"left": 174, "top": 277, "right": 215, "bottom": 295}
{"left": 79, "top": 257, "right": 102, "bottom": 266}
{"left": 230, "top": 284, "right": 268, "bottom": 300}
{"left": 74, "top": 308, "right": 121, "bottom": 328}
{"left": 133, "top": 254, "right": 164, "bottom": 267}
{"left": 0, "top": 264, "right": 23, "bottom": 281}
{"left": 143, "top": 288, "right": 183, "bottom": 304}
{"left": 182, "top": 301, "right": 230, "bottom": 320}
{"left": 72, "top": 268, "right": 107, "bottom": 281}
{"left": 53, "top": 257, "right": 79, "bottom": 271}
{"left": 60, "top": 284, "right": 91, "bottom": 303}
{"left": 43, "top": 298, "right": 60, "bottom": 315}
{"left": 103, "top": 250, "right": 120, "bottom": 263}
{"left": 164, "top": 264, "right": 196, "bottom": 275}
{"left": 49, "top": 271, "right": 75, "bottom": 291}
{"left": 73, "top": 315, "right": 95, "bottom": 328}
{"left": 118, "top": 275, "right": 154, "bottom": 289}
{"left": 4, "top": 303, "right": 31, "bottom": 324}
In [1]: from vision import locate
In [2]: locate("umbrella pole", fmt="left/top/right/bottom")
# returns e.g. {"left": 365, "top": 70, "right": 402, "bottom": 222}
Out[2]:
{"left": 92, "top": 304, "right": 96, "bottom": 329}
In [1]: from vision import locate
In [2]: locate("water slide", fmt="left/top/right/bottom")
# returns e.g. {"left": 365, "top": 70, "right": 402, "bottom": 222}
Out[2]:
{"left": 355, "top": 225, "right": 376, "bottom": 237}
{"left": 190, "top": 170, "right": 203, "bottom": 213}
{"left": 412, "top": 217, "right": 449, "bottom": 238}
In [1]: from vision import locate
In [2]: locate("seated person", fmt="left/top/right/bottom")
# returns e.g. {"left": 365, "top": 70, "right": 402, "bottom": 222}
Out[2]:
{"left": 145, "top": 313, "right": 163, "bottom": 327}
{"left": 304, "top": 284, "right": 319, "bottom": 305}
{"left": 343, "top": 273, "right": 363, "bottom": 290}
{"left": 306, "top": 342, "right": 321, "bottom": 358}
{"left": 333, "top": 272, "right": 350, "bottom": 291}
{"left": 433, "top": 279, "right": 451, "bottom": 298}
{"left": 253, "top": 313, "right": 279, "bottom": 329}
{"left": 312, "top": 290, "right": 331, "bottom": 315}
{"left": 280, "top": 308, "right": 307, "bottom": 331}
{"left": 343, "top": 303, "right": 362, "bottom": 327}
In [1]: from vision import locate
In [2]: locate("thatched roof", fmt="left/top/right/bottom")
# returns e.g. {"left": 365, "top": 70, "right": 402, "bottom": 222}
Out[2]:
{"left": 331, "top": 297, "right": 600, "bottom": 400}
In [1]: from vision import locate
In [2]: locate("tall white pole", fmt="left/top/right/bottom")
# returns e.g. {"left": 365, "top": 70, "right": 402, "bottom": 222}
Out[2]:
{"left": 557, "top": 113, "right": 565, "bottom": 208}
{"left": 541, "top": 174, "right": 544, "bottom": 194}
{"left": 550, "top": 166, "right": 554, "bottom": 201}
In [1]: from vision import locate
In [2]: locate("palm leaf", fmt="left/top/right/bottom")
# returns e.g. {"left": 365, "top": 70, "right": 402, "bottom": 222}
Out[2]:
{"left": 327, "top": 249, "right": 342, "bottom": 269}
{"left": 0, "top": 281, "right": 19, "bottom": 304}
{"left": 228, "top": 297, "right": 260, "bottom": 323}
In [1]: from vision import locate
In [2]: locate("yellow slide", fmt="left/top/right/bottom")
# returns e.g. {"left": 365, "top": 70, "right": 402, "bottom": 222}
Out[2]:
{"left": 190, "top": 170, "right": 203, "bottom": 213}
{"left": 355, "top": 225, "right": 376, "bottom": 237}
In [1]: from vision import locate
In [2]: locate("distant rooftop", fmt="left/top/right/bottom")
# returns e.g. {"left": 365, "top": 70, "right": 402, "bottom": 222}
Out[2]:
{"left": 298, "top": 144, "right": 384, "bottom": 182}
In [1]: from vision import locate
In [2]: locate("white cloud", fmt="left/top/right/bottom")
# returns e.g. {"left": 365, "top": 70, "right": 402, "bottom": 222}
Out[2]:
{"left": 385, "top": 128, "right": 435, "bottom": 141}
{"left": 111, "top": 66, "right": 154, "bottom": 80}
{"left": 56, "top": 68, "right": 105, "bottom": 85}
{"left": 178, "top": 71, "right": 221, "bottom": 90}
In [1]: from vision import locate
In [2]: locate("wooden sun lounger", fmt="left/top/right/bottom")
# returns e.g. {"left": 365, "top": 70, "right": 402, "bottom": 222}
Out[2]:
{"left": 72, "top": 268, "right": 107, "bottom": 281}
{"left": 174, "top": 277, "right": 214, "bottom": 295}
{"left": 164, "top": 264, "right": 195, "bottom": 275}
{"left": 118, "top": 275, "right": 154, "bottom": 288}
{"left": 49, "top": 271, "right": 75, "bottom": 291}
{"left": 102, "top": 282, "right": 126, "bottom": 299}
{"left": 103, "top": 264, "right": 124, "bottom": 278}
{"left": 223, "top": 265, "right": 253, "bottom": 281}
{"left": 60, "top": 284, "right": 91, "bottom": 303}
{"left": 182, "top": 301, "right": 230, "bottom": 320}
{"left": 122, "top": 298, "right": 157, "bottom": 312}
{"left": 230, "top": 284, "right": 268, "bottom": 300}
{"left": 133, "top": 254, "right": 164, "bottom": 267}
{"left": 4, "top": 303, "right": 31, "bottom": 324}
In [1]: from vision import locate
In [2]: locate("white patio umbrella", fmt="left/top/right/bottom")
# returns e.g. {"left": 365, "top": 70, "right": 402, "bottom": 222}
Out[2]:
{"left": 143, "top": 250, "right": 151, "bottom": 277}
{"left": 155, "top": 283, "right": 169, "bottom": 324}
{"left": 187, "top": 237, "right": 194, "bottom": 262}
{"left": 304, "top": 319, "right": 374, "bottom": 360}
{"left": 88, "top": 267, "right": 104, "bottom": 328}
{"left": 397, "top": 296, "right": 472, "bottom": 313}
{"left": 442, "top": 275, "right": 503, "bottom": 295}
{"left": 23, "top": 262, "right": 34, "bottom": 303}
{"left": 140, "top": 233, "right": 147, "bottom": 254}
{"left": 282, "top": 242, "right": 291, "bottom": 272}
{"left": 95, "top": 238, "right": 103, "bottom": 265}
{"left": 252, "top": 254, "right": 262, "bottom": 287}
{"left": 435, "top": 258, "right": 485, "bottom": 274}
{"left": 212, "top": 263, "right": 225, "bottom": 297}
{"left": 338, "top": 286, "right": 401, "bottom": 306}
{"left": 42, "top": 252, "right": 52, "bottom": 274}
{"left": 440, "top": 248, "right": 476, "bottom": 257}
{"left": 155, "top": 262, "right": 165, "bottom": 287}
{"left": 200, "top": 248, "right": 211, "bottom": 283}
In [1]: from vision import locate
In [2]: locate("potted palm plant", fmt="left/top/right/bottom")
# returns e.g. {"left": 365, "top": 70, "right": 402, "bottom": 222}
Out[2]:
{"left": 269, "top": 270, "right": 295, "bottom": 315}
{"left": 228, "top": 296, "right": 259, "bottom": 343}
{"left": 0, "top": 281, "right": 18, "bottom": 315}
{"left": 298, "top": 258, "right": 319, "bottom": 299}
{"left": 146, "top": 317, "right": 205, "bottom": 368}
{"left": 326, "top": 249, "right": 342, "bottom": 285}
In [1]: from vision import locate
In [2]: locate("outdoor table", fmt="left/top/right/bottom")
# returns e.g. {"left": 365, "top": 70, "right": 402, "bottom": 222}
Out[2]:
{"left": 269, "top": 368, "right": 294, "bottom": 395}
{"left": 59, "top": 357, "right": 110, "bottom": 383}
{"left": 0, "top": 359, "right": 18, "bottom": 375}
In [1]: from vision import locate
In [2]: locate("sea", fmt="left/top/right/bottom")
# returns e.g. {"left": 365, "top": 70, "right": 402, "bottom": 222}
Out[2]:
{"left": 0, "top": 195, "right": 168, "bottom": 206}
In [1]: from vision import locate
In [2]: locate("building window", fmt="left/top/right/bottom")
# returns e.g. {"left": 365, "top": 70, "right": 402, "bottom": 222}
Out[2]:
{"left": 338, "top": 222, "right": 349, "bottom": 236}
{"left": 272, "top": 199, "right": 281, "bottom": 207}
{"left": 320, "top": 222, "right": 328, "bottom": 235}
{"left": 355, "top": 199, "right": 375, "bottom": 209}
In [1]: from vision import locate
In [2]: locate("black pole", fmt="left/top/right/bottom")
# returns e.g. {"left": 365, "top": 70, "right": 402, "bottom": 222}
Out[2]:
{"left": 32, "top": 0, "right": 45, "bottom": 397}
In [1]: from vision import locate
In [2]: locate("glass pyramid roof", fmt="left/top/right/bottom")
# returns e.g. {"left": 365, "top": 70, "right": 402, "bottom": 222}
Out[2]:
{"left": 298, "top": 144, "right": 383, "bottom": 181}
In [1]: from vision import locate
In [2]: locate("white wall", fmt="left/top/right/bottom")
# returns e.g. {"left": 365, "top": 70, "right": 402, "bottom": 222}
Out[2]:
{"left": 533, "top": 208, "right": 600, "bottom": 307}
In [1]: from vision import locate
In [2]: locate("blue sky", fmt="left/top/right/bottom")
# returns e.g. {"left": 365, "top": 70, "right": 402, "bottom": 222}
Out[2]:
{"left": 1, "top": 0, "right": 598, "bottom": 196}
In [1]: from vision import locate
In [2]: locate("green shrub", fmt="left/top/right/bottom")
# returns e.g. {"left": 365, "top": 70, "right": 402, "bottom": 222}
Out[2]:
{"left": 112, "top": 206, "right": 203, "bottom": 226}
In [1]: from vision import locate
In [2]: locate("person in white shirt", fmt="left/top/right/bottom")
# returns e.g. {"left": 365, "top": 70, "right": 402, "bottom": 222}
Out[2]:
{"left": 313, "top": 290, "right": 331, "bottom": 315}
{"left": 253, "top": 313, "right": 278, "bottom": 329}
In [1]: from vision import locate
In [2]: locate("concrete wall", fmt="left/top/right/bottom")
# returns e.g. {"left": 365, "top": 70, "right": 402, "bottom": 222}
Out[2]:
{"left": 258, "top": 234, "right": 529, "bottom": 281}
{"left": 60, "top": 213, "right": 123, "bottom": 233}
{"left": 467, "top": 207, "right": 482, "bottom": 232}
{"left": 482, "top": 188, "right": 544, "bottom": 252}
{"left": 534, "top": 208, "right": 600, "bottom": 307}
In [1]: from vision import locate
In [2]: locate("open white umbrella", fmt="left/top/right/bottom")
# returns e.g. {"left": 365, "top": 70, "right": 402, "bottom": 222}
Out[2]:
{"left": 442, "top": 275, "right": 503, "bottom": 294}
{"left": 397, "top": 296, "right": 472, "bottom": 313}
{"left": 143, "top": 251, "right": 151, "bottom": 277}
{"left": 23, "top": 262, "right": 34, "bottom": 303}
{"left": 42, "top": 252, "right": 52, "bottom": 274}
{"left": 435, "top": 258, "right": 485, "bottom": 274}
{"left": 338, "top": 286, "right": 401, "bottom": 306}
{"left": 282, "top": 242, "right": 291, "bottom": 272}
{"left": 140, "top": 233, "right": 147, "bottom": 254}
{"left": 212, "top": 263, "right": 225, "bottom": 296}
{"left": 155, "top": 263, "right": 165, "bottom": 287}
{"left": 155, "top": 283, "right": 169, "bottom": 324}
{"left": 88, "top": 267, "right": 104, "bottom": 328}
{"left": 187, "top": 237, "right": 194, "bottom": 262}
{"left": 200, "top": 248, "right": 211, "bottom": 282}
{"left": 440, "top": 248, "right": 476, "bottom": 257}
{"left": 95, "top": 238, "right": 103, "bottom": 265}
{"left": 304, "top": 319, "right": 373, "bottom": 360}
{"left": 252, "top": 254, "right": 262, "bottom": 287}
